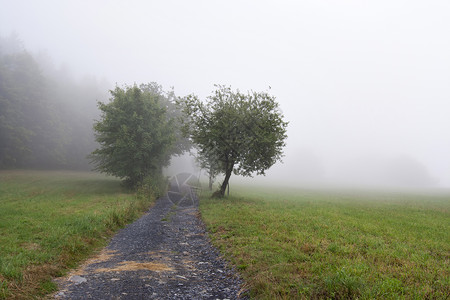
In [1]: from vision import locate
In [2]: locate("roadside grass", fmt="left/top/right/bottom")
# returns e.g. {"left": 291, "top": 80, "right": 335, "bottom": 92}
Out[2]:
{"left": 0, "top": 170, "right": 157, "bottom": 299}
{"left": 200, "top": 185, "right": 450, "bottom": 299}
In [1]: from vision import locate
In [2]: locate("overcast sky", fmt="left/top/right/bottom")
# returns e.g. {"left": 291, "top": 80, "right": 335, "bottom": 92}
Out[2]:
{"left": 1, "top": 0, "right": 449, "bottom": 187}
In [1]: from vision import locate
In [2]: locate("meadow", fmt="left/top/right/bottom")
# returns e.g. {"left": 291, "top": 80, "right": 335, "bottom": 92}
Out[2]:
{"left": 200, "top": 185, "right": 450, "bottom": 299}
{"left": 0, "top": 170, "right": 155, "bottom": 299}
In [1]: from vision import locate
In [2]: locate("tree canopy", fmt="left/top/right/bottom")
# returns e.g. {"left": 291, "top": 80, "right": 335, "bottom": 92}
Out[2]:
{"left": 178, "top": 85, "right": 288, "bottom": 197}
{"left": 90, "top": 84, "right": 185, "bottom": 187}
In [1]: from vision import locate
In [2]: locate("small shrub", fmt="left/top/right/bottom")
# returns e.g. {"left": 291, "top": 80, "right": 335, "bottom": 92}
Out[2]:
{"left": 136, "top": 173, "right": 168, "bottom": 200}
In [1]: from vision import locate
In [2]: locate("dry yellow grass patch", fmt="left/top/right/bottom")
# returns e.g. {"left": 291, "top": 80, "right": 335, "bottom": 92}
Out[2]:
{"left": 95, "top": 261, "right": 172, "bottom": 272}
{"left": 63, "top": 249, "right": 118, "bottom": 277}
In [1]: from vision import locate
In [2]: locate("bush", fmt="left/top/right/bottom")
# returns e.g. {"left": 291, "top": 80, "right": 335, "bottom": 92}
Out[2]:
{"left": 136, "top": 173, "right": 168, "bottom": 201}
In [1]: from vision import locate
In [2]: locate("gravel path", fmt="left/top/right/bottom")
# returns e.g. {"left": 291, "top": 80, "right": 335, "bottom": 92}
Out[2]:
{"left": 54, "top": 183, "right": 246, "bottom": 299}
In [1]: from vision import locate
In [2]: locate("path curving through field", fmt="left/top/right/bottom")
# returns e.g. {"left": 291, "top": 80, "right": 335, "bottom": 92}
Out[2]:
{"left": 54, "top": 176, "right": 246, "bottom": 299}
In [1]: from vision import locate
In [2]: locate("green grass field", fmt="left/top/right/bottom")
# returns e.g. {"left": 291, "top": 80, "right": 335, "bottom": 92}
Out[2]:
{"left": 200, "top": 185, "right": 450, "bottom": 299}
{"left": 0, "top": 170, "right": 155, "bottom": 299}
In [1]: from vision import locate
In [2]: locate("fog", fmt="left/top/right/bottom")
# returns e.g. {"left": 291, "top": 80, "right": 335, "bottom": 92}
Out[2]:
{"left": 1, "top": 0, "right": 449, "bottom": 188}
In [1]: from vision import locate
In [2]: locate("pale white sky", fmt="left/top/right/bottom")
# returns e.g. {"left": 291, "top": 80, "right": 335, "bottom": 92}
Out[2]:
{"left": 1, "top": 0, "right": 449, "bottom": 187}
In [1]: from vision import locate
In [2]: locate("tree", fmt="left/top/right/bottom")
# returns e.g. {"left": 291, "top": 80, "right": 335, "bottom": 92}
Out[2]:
{"left": 196, "top": 147, "right": 222, "bottom": 191}
{"left": 139, "top": 83, "right": 191, "bottom": 156}
{"left": 178, "top": 85, "right": 288, "bottom": 197}
{"left": 90, "top": 84, "right": 177, "bottom": 187}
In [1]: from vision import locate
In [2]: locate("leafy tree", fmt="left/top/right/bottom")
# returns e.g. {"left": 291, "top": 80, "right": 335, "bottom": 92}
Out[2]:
{"left": 90, "top": 84, "right": 178, "bottom": 187}
{"left": 140, "top": 83, "right": 191, "bottom": 156}
{"left": 195, "top": 148, "right": 222, "bottom": 191}
{"left": 178, "top": 85, "right": 288, "bottom": 197}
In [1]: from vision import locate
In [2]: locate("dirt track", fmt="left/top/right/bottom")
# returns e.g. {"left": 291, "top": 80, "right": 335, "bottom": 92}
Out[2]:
{"left": 53, "top": 187, "right": 246, "bottom": 299}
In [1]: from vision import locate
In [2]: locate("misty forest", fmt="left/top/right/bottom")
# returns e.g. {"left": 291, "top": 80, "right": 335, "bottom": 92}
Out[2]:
{"left": 0, "top": 1, "right": 449, "bottom": 299}
{"left": 0, "top": 35, "right": 110, "bottom": 171}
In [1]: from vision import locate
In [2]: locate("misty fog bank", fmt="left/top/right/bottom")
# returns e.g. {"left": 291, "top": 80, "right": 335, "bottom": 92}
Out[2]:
{"left": 1, "top": 1, "right": 449, "bottom": 187}
{"left": 167, "top": 151, "right": 444, "bottom": 191}
{"left": 0, "top": 34, "right": 110, "bottom": 169}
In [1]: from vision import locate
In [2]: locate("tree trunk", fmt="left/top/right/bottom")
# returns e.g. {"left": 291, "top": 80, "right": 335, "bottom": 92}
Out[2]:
{"left": 209, "top": 174, "right": 213, "bottom": 191}
{"left": 219, "top": 164, "right": 233, "bottom": 197}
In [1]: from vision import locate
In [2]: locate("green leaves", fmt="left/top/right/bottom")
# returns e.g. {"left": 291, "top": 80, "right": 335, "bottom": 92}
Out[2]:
{"left": 90, "top": 84, "right": 181, "bottom": 187}
{"left": 178, "top": 85, "right": 288, "bottom": 197}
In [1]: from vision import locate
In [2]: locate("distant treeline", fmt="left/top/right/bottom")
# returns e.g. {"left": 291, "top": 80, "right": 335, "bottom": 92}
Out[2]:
{"left": 0, "top": 34, "right": 109, "bottom": 170}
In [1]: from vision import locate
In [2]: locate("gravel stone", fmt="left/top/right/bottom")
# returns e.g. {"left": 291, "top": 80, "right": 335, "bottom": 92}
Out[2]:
{"left": 68, "top": 275, "right": 87, "bottom": 285}
{"left": 54, "top": 189, "right": 247, "bottom": 299}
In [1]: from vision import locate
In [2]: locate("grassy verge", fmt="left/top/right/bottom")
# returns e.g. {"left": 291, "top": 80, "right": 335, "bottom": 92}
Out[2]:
{"left": 200, "top": 185, "right": 450, "bottom": 299}
{"left": 0, "top": 170, "right": 159, "bottom": 299}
